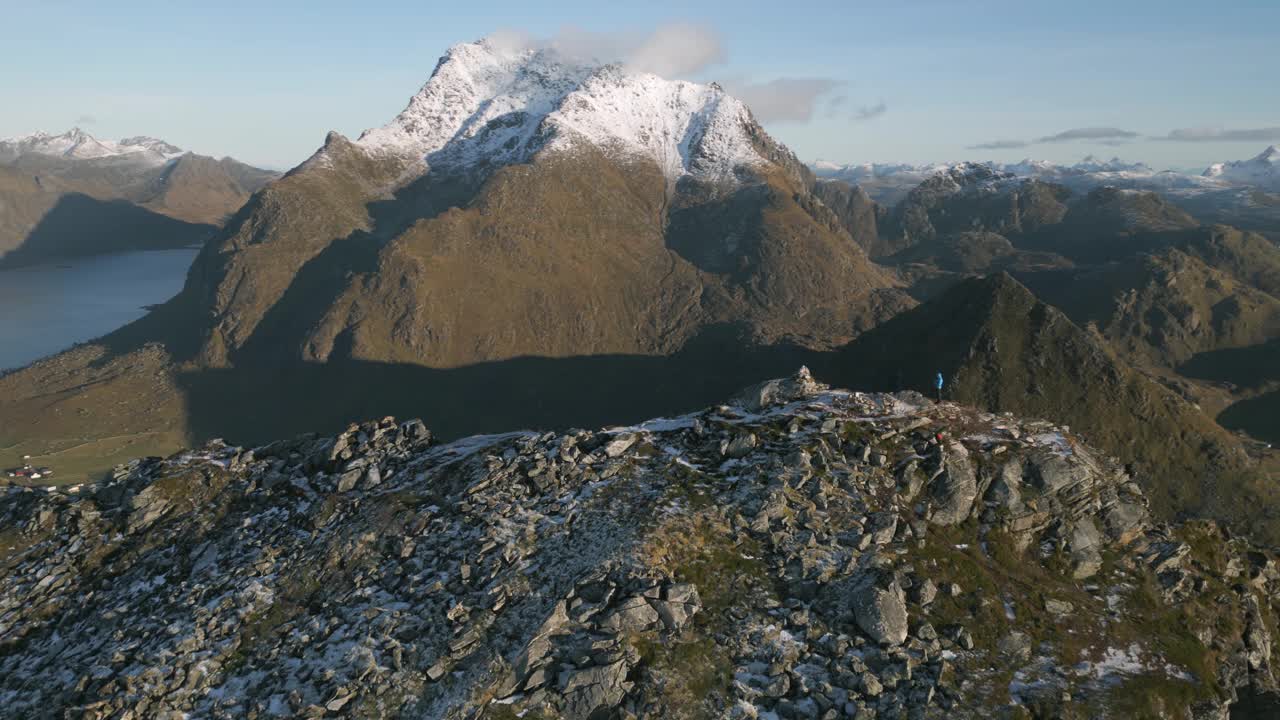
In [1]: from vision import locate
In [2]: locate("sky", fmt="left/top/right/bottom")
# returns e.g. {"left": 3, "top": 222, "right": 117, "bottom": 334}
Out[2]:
{"left": 2, "top": 0, "right": 1277, "bottom": 171}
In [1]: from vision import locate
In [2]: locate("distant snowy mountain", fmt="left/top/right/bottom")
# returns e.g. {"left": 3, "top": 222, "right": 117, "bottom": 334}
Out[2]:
{"left": 1071, "top": 155, "right": 1152, "bottom": 174}
{"left": 811, "top": 155, "right": 1234, "bottom": 204}
{"left": 811, "top": 160, "right": 953, "bottom": 185}
{"left": 347, "top": 39, "right": 768, "bottom": 184}
{"left": 119, "top": 135, "right": 185, "bottom": 158}
{"left": 1204, "top": 146, "right": 1280, "bottom": 189}
{"left": 0, "top": 128, "right": 185, "bottom": 166}
{"left": 816, "top": 156, "right": 1158, "bottom": 184}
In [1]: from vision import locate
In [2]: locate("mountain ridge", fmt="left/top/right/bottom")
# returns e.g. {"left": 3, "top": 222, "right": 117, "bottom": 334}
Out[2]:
{"left": 811, "top": 149, "right": 1280, "bottom": 206}
{"left": 0, "top": 136, "right": 280, "bottom": 265}
{"left": 832, "top": 273, "right": 1277, "bottom": 541}
{"left": 0, "top": 127, "right": 186, "bottom": 166}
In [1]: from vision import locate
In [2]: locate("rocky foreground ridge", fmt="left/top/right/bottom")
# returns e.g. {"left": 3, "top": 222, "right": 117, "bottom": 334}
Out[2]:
{"left": 2, "top": 370, "right": 1278, "bottom": 719}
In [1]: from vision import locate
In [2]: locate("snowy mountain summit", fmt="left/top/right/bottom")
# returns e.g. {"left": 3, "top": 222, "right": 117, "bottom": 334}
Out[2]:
{"left": 352, "top": 38, "right": 768, "bottom": 182}
{"left": 1204, "top": 145, "right": 1280, "bottom": 189}
{"left": 0, "top": 128, "right": 184, "bottom": 165}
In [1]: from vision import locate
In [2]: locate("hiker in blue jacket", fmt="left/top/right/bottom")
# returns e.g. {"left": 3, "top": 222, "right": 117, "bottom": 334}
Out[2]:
{"left": 935, "top": 372, "right": 944, "bottom": 402}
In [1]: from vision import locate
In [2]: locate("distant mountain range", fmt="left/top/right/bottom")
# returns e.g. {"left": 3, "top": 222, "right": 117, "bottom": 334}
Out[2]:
{"left": 812, "top": 146, "right": 1280, "bottom": 204}
{"left": 0, "top": 128, "right": 278, "bottom": 265}
{"left": 0, "top": 127, "right": 185, "bottom": 165}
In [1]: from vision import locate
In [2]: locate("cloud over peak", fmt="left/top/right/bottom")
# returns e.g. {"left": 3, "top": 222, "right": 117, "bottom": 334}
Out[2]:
{"left": 485, "top": 24, "right": 727, "bottom": 78}
{"left": 483, "top": 25, "right": 864, "bottom": 128}
{"left": 724, "top": 77, "right": 843, "bottom": 124}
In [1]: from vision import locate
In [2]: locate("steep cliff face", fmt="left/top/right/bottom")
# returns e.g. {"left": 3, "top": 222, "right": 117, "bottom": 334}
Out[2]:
{"left": 2, "top": 370, "right": 1276, "bottom": 719}
{"left": 811, "top": 179, "right": 884, "bottom": 254}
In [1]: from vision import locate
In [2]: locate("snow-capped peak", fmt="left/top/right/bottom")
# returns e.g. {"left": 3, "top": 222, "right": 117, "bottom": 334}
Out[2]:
{"left": 1070, "top": 155, "right": 1151, "bottom": 174}
{"left": 924, "top": 162, "right": 1019, "bottom": 195}
{"left": 1203, "top": 145, "right": 1280, "bottom": 188}
{"left": 352, "top": 39, "right": 765, "bottom": 182}
{"left": 119, "top": 136, "right": 185, "bottom": 158}
{"left": 0, "top": 128, "right": 184, "bottom": 165}
{"left": 809, "top": 160, "right": 954, "bottom": 183}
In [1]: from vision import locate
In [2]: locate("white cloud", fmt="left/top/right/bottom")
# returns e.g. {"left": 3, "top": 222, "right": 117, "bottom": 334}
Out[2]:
{"left": 725, "top": 77, "right": 843, "bottom": 124}
{"left": 486, "top": 23, "right": 726, "bottom": 79}
{"left": 483, "top": 24, "right": 850, "bottom": 126}
{"left": 624, "top": 23, "right": 726, "bottom": 78}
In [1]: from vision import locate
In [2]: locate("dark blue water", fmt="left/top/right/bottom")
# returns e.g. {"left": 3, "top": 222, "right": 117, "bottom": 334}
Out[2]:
{"left": 0, "top": 249, "right": 197, "bottom": 371}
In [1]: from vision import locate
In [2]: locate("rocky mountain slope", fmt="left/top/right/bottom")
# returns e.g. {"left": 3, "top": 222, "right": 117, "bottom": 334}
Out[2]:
{"left": 0, "top": 129, "right": 278, "bottom": 265}
{"left": 1022, "top": 248, "right": 1280, "bottom": 369}
{"left": 878, "top": 166, "right": 1071, "bottom": 257}
{"left": 3, "top": 370, "right": 1277, "bottom": 719}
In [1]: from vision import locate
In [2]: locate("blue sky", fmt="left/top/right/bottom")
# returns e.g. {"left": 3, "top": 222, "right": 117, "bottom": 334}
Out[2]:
{"left": 2, "top": 0, "right": 1277, "bottom": 171}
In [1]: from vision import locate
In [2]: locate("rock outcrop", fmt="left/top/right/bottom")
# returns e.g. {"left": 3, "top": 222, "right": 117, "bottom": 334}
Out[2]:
{"left": 1, "top": 370, "right": 1277, "bottom": 718}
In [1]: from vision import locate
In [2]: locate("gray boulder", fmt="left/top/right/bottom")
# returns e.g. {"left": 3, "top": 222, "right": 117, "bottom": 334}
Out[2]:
{"left": 1068, "top": 517, "right": 1104, "bottom": 579}
{"left": 602, "top": 433, "right": 638, "bottom": 458}
{"left": 1029, "top": 454, "right": 1091, "bottom": 494}
{"left": 723, "top": 433, "right": 758, "bottom": 459}
{"left": 929, "top": 444, "right": 977, "bottom": 526}
{"left": 848, "top": 571, "right": 909, "bottom": 646}
{"left": 559, "top": 659, "right": 632, "bottom": 719}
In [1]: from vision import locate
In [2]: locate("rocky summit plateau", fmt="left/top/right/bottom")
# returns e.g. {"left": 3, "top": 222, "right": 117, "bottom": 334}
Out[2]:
{"left": 3, "top": 370, "right": 1277, "bottom": 719}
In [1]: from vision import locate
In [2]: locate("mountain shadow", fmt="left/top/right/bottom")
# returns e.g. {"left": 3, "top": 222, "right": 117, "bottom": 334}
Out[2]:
{"left": 174, "top": 325, "right": 831, "bottom": 448}
{"left": 1218, "top": 391, "right": 1280, "bottom": 445}
{"left": 1179, "top": 338, "right": 1280, "bottom": 390}
{"left": 0, "top": 192, "right": 215, "bottom": 268}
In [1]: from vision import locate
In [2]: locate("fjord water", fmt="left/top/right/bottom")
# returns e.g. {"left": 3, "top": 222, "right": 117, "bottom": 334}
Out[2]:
{"left": 0, "top": 248, "right": 197, "bottom": 371}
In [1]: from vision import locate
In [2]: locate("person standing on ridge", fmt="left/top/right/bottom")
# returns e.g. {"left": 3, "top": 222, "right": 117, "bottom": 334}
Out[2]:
{"left": 935, "top": 372, "right": 944, "bottom": 402}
